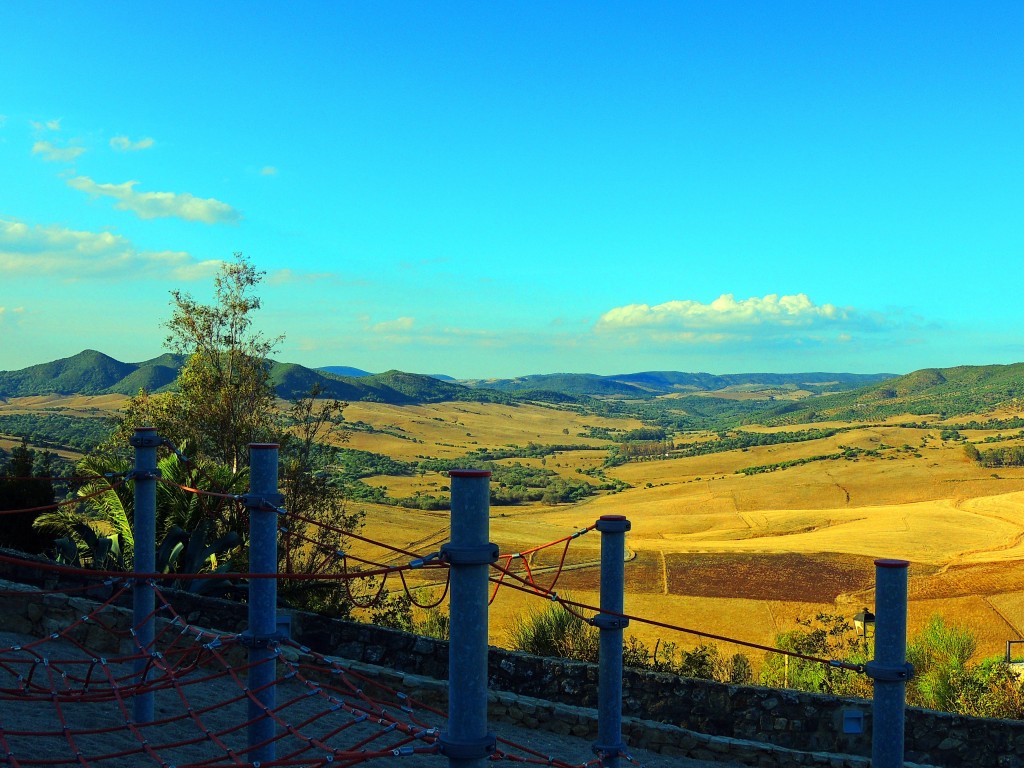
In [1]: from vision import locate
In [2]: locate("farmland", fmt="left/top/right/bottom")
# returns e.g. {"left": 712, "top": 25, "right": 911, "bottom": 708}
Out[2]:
{"left": 4, "top": 391, "right": 1024, "bottom": 663}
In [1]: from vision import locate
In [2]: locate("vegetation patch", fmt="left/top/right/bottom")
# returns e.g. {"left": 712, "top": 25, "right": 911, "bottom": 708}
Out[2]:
{"left": 0, "top": 413, "right": 112, "bottom": 454}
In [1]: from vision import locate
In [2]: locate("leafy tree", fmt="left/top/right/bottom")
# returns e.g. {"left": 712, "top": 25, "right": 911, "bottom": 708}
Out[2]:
{"left": 34, "top": 448, "right": 247, "bottom": 573}
{"left": 164, "top": 253, "right": 282, "bottom": 471}
{"left": 276, "top": 387, "right": 365, "bottom": 618}
{"left": 110, "top": 253, "right": 280, "bottom": 471}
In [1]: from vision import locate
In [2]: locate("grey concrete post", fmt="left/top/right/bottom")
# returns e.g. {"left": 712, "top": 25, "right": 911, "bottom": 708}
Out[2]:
{"left": 245, "top": 444, "right": 282, "bottom": 764}
{"left": 130, "top": 426, "right": 160, "bottom": 724}
{"left": 867, "top": 559, "right": 913, "bottom": 768}
{"left": 593, "top": 515, "right": 631, "bottom": 767}
{"left": 439, "top": 470, "right": 498, "bottom": 768}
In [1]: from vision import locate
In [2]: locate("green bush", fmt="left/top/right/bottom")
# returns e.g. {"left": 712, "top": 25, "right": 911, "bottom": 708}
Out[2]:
{"left": 506, "top": 600, "right": 599, "bottom": 662}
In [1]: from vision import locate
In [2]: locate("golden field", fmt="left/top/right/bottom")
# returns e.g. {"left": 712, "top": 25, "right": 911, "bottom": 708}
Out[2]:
{"left": 5, "top": 393, "right": 1024, "bottom": 662}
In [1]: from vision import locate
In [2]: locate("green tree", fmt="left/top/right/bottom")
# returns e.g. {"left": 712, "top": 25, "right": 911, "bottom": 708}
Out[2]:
{"left": 34, "top": 448, "right": 247, "bottom": 572}
{"left": 0, "top": 438, "right": 55, "bottom": 554}
{"left": 110, "top": 253, "right": 279, "bottom": 470}
{"left": 164, "top": 253, "right": 282, "bottom": 471}
{"left": 276, "top": 387, "right": 365, "bottom": 618}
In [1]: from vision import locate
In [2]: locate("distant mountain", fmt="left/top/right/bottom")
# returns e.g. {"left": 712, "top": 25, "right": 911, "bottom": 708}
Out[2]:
{"left": 0, "top": 350, "right": 177, "bottom": 397}
{"left": 463, "top": 370, "right": 895, "bottom": 399}
{"left": 11, "top": 351, "right": 1019, "bottom": 421}
{"left": 318, "top": 365, "right": 373, "bottom": 378}
{"left": 0, "top": 351, "right": 509, "bottom": 406}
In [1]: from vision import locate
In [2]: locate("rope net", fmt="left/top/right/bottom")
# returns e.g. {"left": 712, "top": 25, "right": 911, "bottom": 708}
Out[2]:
{"left": 0, "top": 575, "right": 610, "bottom": 768}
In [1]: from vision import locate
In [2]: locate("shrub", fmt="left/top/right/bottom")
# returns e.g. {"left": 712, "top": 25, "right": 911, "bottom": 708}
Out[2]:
{"left": 506, "top": 600, "right": 598, "bottom": 662}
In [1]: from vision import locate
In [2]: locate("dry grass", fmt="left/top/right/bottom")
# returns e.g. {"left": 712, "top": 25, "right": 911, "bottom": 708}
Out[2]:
{"left": 12, "top": 394, "right": 1024, "bottom": 663}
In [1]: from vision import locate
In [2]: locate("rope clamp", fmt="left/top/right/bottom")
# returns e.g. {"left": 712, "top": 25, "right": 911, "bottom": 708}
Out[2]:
{"left": 127, "top": 469, "right": 162, "bottom": 481}
{"left": 440, "top": 542, "right": 499, "bottom": 566}
{"left": 130, "top": 433, "right": 163, "bottom": 448}
{"left": 592, "top": 742, "right": 625, "bottom": 758}
{"left": 238, "top": 630, "right": 285, "bottom": 649}
{"left": 410, "top": 551, "right": 441, "bottom": 569}
{"left": 864, "top": 660, "right": 915, "bottom": 682}
{"left": 591, "top": 613, "right": 630, "bottom": 630}
{"left": 243, "top": 492, "right": 285, "bottom": 512}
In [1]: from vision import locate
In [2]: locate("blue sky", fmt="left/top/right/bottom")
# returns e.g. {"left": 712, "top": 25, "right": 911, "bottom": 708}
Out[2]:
{"left": 2, "top": 2, "right": 1022, "bottom": 379}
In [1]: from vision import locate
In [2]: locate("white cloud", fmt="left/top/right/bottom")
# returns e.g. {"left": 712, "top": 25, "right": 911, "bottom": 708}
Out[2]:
{"left": 110, "top": 135, "right": 155, "bottom": 151}
{"left": 67, "top": 175, "right": 241, "bottom": 224}
{"left": 32, "top": 140, "right": 86, "bottom": 162}
{"left": 30, "top": 119, "right": 61, "bottom": 131}
{"left": 371, "top": 317, "right": 415, "bottom": 333}
{"left": 592, "top": 293, "right": 882, "bottom": 348}
{"left": 0, "top": 216, "right": 222, "bottom": 280}
{"left": 0, "top": 115, "right": 7, "bottom": 128}
{"left": 597, "top": 293, "right": 850, "bottom": 331}
{"left": 260, "top": 166, "right": 277, "bottom": 176}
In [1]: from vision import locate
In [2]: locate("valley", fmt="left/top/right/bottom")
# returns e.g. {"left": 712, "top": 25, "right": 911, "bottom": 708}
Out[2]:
{"left": 4, "top": 360, "right": 1024, "bottom": 666}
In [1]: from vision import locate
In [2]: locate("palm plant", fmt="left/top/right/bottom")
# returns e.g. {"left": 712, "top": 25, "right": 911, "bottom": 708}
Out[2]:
{"left": 34, "top": 446, "right": 248, "bottom": 581}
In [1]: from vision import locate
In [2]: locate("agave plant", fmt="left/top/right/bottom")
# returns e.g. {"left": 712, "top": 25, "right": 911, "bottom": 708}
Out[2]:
{"left": 52, "top": 522, "right": 126, "bottom": 571}
{"left": 156, "top": 518, "right": 242, "bottom": 595}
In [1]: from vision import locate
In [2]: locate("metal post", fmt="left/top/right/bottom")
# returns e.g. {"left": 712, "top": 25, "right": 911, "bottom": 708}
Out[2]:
{"left": 130, "top": 426, "right": 160, "bottom": 724}
{"left": 867, "top": 559, "right": 913, "bottom": 768}
{"left": 439, "top": 470, "right": 498, "bottom": 768}
{"left": 593, "top": 515, "right": 631, "bottom": 767}
{"left": 245, "top": 444, "right": 282, "bottom": 764}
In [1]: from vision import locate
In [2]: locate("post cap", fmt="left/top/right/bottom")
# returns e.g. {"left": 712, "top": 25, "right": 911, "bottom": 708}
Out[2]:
{"left": 448, "top": 469, "right": 492, "bottom": 478}
{"left": 874, "top": 558, "right": 910, "bottom": 569}
{"left": 596, "top": 515, "right": 631, "bottom": 533}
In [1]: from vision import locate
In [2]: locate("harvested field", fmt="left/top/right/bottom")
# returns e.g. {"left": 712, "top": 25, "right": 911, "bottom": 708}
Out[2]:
{"left": 663, "top": 552, "right": 877, "bottom": 602}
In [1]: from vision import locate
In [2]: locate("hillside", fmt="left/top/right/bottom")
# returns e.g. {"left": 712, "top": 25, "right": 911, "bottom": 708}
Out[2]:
{"left": 753, "top": 362, "right": 1024, "bottom": 424}
{"left": 0, "top": 351, "right": 509, "bottom": 406}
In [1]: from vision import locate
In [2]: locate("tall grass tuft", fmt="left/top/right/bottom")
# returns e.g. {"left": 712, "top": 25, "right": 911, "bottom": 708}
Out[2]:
{"left": 506, "top": 599, "right": 599, "bottom": 662}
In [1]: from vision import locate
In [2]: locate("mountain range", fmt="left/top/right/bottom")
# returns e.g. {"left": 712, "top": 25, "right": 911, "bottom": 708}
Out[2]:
{"left": 0, "top": 350, "right": 893, "bottom": 403}
{"left": 1, "top": 350, "right": 1022, "bottom": 422}
{"left": 0, "top": 350, "right": 499, "bottom": 405}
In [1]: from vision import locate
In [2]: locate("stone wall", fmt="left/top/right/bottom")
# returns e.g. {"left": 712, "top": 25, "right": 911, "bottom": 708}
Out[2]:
{"left": 1, "top": 557, "right": 1023, "bottom": 767}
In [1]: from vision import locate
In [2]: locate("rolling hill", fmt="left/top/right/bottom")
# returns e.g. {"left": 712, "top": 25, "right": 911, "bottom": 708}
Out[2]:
{"left": 753, "top": 363, "right": 1024, "bottom": 424}
{"left": 0, "top": 351, "right": 509, "bottom": 406}
{"left": 7, "top": 350, "right": 1021, "bottom": 422}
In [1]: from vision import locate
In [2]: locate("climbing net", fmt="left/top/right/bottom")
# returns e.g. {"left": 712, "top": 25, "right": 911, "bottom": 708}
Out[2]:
{"left": 0, "top": 571, "right": 625, "bottom": 768}
{"left": 0, "top": 481, "right": 625, "bottom": 768}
